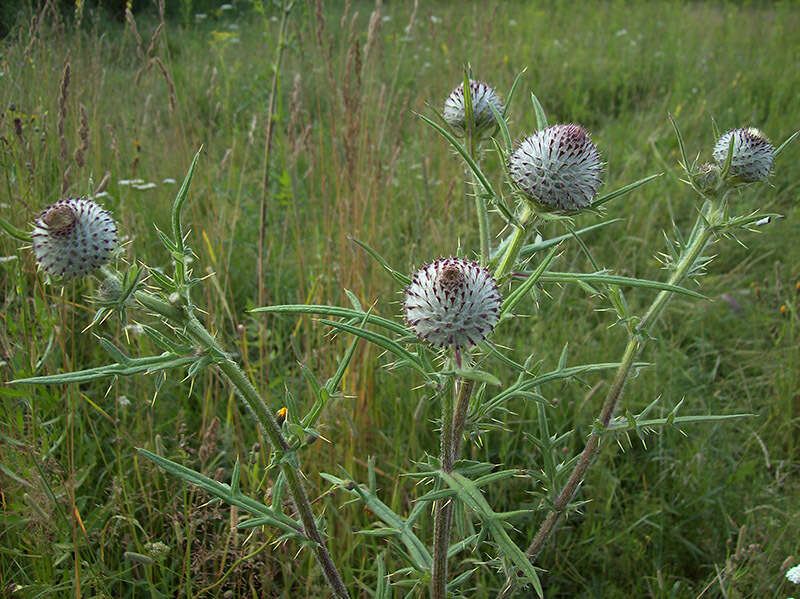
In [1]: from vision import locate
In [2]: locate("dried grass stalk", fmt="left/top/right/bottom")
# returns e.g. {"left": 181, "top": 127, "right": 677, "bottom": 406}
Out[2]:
{"left": 125, "top": 8, "right": 145, "bottom": 61}
{"left": 73, "top": 103, "right": 89, "bottom": 168}
{"left": 57, "top": 59, "right": 71, "bottom": 162}
{"left": 153, "top": 57, "right": 177, "bottom": 113}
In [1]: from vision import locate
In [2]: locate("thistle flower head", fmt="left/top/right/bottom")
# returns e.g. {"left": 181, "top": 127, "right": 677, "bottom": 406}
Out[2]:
{"left": 442, "top": 80, "right": 504, "bottom": 136}
{"left": 31, "top": 197, "right": 117, "bottom": 280}
{"left": 404, "top": 258, "right": 501, "bottom": 349}
{"left": 712, "top": 127, "right": 774, "bottom": 182}
{"left": 507, "top": 124, "right": 604, "bottom": 211}
{"left": 787, "top": 564, "right": 800, "bottom": 585}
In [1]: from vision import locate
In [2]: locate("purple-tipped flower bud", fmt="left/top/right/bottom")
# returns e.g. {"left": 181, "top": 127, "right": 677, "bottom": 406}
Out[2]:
{"left": 507, "top": 124, "right": 603, "bottom": 211}
{"left": 31, "top": 198, "right": 117, "bottom": 280}
{"left": 404, "top": 258, "right": 501, "bottom": 349}
{"left": 712, "top": 127, "right": 774, "bottom": 182}
{"left": 442, "top": 80, "right": 504, "bottom": 136}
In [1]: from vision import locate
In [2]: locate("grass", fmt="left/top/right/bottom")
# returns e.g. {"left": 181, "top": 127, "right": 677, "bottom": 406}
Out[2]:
{"left": 1, "top": 1, "right": 799, "bottom": 597}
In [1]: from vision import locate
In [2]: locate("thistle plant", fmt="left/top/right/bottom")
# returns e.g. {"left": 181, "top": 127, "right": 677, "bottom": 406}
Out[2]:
{"left": 259, "top": 74, "right": 795, "bottom": 598}
{"left": 8, "top": 154, "right": 351, "bottom": 599}
{"left": 4, "top": 66, "right": 797, "bottom": 599}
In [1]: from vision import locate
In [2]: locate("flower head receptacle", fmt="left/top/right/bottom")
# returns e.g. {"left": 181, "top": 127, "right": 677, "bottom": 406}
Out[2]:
{"left": 442, "top": 80, "right": 504, "bottom": 138}
{"left": 404, "top": 258, "right": 501, "bottom": 349}
{"left": 31, "top": 197, "right": 117, "bottom": 280}
{"left": 693, "top": 162, "right": 721, "bottom": 194}
{"left": 507, "top": 124, "right": 604, "bottom": 211}
{"left": 713, "top": 127, "right": 774, "bottom": 183}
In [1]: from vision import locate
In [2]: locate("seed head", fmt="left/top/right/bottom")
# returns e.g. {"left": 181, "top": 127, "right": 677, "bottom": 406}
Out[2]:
{"left": 507, "top": 124, "right": 603, "bottom": 211}
{"left": 404, "top": 258, "right": 501, "bottom": 349}
{"left": 31, "top": 197, "right": 117, "bottom": 280}
{"left": 713, "top": 127, "right": 774, "bottom": 182}
{"left": 442, "top": 80, "right": 504, "bottom": 136}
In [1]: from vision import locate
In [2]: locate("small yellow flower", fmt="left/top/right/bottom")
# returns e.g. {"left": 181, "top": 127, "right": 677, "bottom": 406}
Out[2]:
{"left": 780, "top": 304, "right": 788, "bottom": 315}
{"left": 276, "top": 407, "right": 288, "bottom": 425}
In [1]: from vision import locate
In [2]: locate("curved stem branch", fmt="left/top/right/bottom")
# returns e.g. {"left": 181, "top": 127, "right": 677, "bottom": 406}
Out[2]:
{"left": 495, "top": 203, "right": 534, "bottom": 279}
{"left": 134, "top": 293, "right": 350, "bottom": 599}
{"left": 497, "top": 202, "right": 719, "bottom": 599}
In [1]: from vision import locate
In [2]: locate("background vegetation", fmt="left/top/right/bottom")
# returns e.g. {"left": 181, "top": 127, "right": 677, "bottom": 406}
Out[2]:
{"left": 1, "top": 1, "right": 798, "bottom": 597}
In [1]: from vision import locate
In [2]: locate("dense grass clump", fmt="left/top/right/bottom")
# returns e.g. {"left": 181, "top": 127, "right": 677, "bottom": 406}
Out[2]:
{"left": 1, "top": 2, "right": 798, "bottom": 597}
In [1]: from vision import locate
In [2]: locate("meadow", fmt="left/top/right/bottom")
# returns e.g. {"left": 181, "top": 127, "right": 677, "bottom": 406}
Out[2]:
{"left": 1, "top": 1, "right": 799, "bottom": 597}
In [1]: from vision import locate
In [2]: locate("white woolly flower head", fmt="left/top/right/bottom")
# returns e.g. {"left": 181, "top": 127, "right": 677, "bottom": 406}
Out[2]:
{"left": 31, "top": 197, "right": 117, "bottom": 280}
{"left": 442, "top": 80, "right": 504, "bottom": 136}
{"left": 404, "top": 258, "right": 501, "bottom": 349}
{"left": 712, "top": 127, "right": 774, "bottom": 182}
{"left": 507, "top": 124, "right": 604, "bottom": 211}
{"left": 787, "top": 564, "right": 800, "bottom": 585}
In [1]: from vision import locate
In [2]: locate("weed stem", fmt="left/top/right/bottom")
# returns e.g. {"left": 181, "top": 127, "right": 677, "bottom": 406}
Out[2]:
{"left": 432, "top": 374, "right": 475, "bottom": 599}
{"left": 133, "top": 291, "right": 350, "bottom": 599}
{"left": 495, "top": 203, "right": 534, "bottom": 279}
{"left": 497, "top": 201, "right": 719, "bottom": 598}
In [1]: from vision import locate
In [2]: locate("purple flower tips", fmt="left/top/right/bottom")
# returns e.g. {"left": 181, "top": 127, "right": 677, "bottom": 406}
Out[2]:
{"left": 31, "top": 197, "right": 118, "bottom": 280}
{"left": 507, "top": 124, "right": 604, "bottom": 211}
{"left": 713, "top": 128, "right": 774, "bottom": 183}
{"left": 404, "top": 258, "right": 501, "bottom": 349}
{"left": 443, "top": 80, "right": 505, "bottom": 136}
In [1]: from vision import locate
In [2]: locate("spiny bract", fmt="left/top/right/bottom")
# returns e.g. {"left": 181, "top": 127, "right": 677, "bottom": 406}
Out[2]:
{"left": 712, "top": 127, "right": 774, "bottom": 182}
{"left": 507, "top": 124, "right": 604, "bottom": 211}
{"left": 404, "top": 258, "right": 501, "bottom": 349}
{"left": 442, "top": 80, "right": 504, "bottom": 136}
{"left": 31, "top": 197, "right": 117, "bottom": 280}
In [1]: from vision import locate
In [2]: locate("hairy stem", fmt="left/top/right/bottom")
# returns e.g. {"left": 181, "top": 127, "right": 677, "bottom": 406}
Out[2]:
{"left": 451, "top": 379, "right": 476, "bottom": 458}
{"left": 432, "top": 376, "right": 476, "bottom": 599}
{"left": 134, "top": 293, "right": 350, "bottom": 599}
{"left": 495, "top": 203, "right": 534, "bottom": 279}
{"left": 497, "top": 203, "right": 719, "bottom": 599}
{"left": 432, "top": 380, "right": 455, "bottom": 599}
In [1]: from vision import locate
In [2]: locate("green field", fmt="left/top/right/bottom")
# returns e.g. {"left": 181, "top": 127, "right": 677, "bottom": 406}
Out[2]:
{"left": 1, "top": 1, "right": 799, "bottom": 597}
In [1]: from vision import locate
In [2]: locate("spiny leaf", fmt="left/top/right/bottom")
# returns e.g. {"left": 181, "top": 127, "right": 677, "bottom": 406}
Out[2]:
{"left": 439, "top": 471, "right": 542, "bottom": 597}
{"left": 317, "top": 319, "right": 427, "bottom": 376}
{"left": 531, "top": 93, "right": 548, "bottom": 130}
{"left": 520, "top": 219, "right": 622, "bottom": 257}
{"left": 416, "top": 111, "right": 498, "bottom": 200}
{"left": 532, "top": 271, "right": 706, "bottom": 299}
{"left": 253, "top": 304, "right": 407, "bottom": 336}
{"left": 10, "top": 353, "right": 197, "bottom": 385}
{"left": 348, "top": 236, "right": 411, "bottom": 286}
{"left": 591, "top": 173, "right": 662, "bottom": 208}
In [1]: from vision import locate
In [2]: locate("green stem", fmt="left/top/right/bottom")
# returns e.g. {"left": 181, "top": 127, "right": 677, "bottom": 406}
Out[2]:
{"left": 451, "top": 379, "right": 476, "bottom": 458}
{"left": 431, "top": 376, "right": 476, "bottom": 599}
{"left": 134, "top": 292, "right": 350, "bottom": 599}
{"left": 637, "top": 203, "right": 716, "bottom": 333}
{"left": 466, "top": 134, "right": 491, "bottom": 267}
{"left": 475, "top": 187, "right": 490, "bottom": 267}
{"left": 495, "top": 203, "right": 534, "bottom": 279}
{"left": 497, "top": 203, "right": 720, "bottom": 599}
{"left": 431, "top": 380, "right": 455, "bottom": 599}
